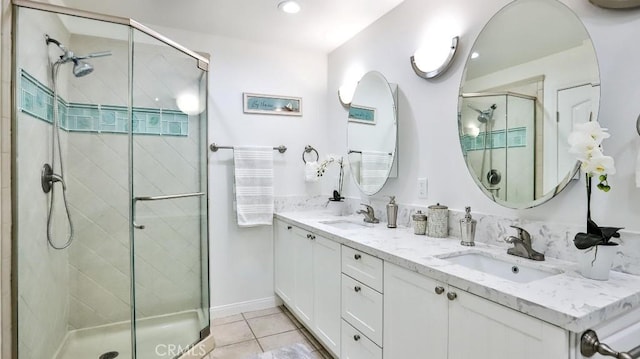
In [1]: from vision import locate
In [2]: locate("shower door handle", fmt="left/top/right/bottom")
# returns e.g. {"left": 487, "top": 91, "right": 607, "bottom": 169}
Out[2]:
{"left": 133, "top": 192, "right": 205, "bottom": 229}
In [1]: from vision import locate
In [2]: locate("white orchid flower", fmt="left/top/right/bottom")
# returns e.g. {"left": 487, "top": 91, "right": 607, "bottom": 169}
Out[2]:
{"left": 568, "top": 133, "right": 598, "bottom": 161}
{"left": 572, "top": 121, "right": 610, "bottom": 145}
{"left": 568, "top": 121, "right": 616, "bottom": 191}
{"left": 582, "top": 151, "right": 616, "bottom": 176}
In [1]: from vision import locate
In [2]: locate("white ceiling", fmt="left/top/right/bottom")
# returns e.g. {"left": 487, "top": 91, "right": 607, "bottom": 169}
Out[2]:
{"left": 61, "top": 0, "right": 406, "bottom": 53}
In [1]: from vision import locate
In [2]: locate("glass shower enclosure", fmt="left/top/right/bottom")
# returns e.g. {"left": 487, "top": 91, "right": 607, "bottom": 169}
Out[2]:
{"left": 459, "top": 92, "right": 536, "bottom": 206}
{"left": 12, "top": 1, "right": 210, "bottom": 358}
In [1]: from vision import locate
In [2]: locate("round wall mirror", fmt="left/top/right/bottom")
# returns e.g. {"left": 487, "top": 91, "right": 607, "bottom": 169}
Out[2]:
{"left": 458, "top": 0, "right": 600, "bottom": 209}
{"left": 347, "top": 71, "right": 397, "bottom": 196}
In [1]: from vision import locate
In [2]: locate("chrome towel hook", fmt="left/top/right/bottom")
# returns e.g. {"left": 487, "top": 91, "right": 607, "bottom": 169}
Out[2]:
{"left": 303, "top": 145, "right": 319, "bottom": 163}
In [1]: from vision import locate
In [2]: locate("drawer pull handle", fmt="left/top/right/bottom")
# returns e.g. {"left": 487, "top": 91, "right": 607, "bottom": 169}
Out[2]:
{"left": 306, "top": 234, "right": 311, "bottom": 239}
{"left": 447, "top": 292, "right": 457, "bottom": 301}
{"left": 310, "top": 234, "right": 316, "bottom": 240}
{"left": 287, "top": 225, "right": 292, "bottom": 230}
{"left": 354, "top": 254, "right": 362, "bottom": 260}
{"left": 354, "top": 286, "right": 361, "bottom": 292}
{"left": 353, "top": 334, "right": 361, "bottom": 341}
{"left": 435, "top": 286, "right": 445, "bottom": 295}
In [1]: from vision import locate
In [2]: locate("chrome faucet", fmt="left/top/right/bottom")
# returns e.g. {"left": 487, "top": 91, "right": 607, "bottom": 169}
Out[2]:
{"left": 504, "top": 225, "right": 545, "bottom": 261}
{"left": 357, "top": 204, "right": 379, "bottom": 224}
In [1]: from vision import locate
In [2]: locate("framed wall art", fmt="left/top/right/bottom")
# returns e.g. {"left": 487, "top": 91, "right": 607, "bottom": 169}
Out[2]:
{"left": 243, "top": 93, "right": 302, "bottom": 116}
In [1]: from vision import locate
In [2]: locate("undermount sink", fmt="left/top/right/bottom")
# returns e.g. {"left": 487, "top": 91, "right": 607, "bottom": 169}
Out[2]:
{"left": 440, "top": 252, "right": 562, "bottom": 284}
{"left": 319, "top": 219, "right": 372, "bottom": 230}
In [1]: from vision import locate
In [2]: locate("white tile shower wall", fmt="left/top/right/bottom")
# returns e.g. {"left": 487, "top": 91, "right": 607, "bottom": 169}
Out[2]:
{"left": 15, "top": 7, "right": 71, "bottom": 359}
{"left": 66, "top": 128, "right": 204, "bottom": 329}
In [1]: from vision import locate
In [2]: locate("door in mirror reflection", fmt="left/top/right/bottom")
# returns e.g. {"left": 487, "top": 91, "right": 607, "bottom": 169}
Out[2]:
{"left": 347, "top": 71, "right": 398, "bottom": 196}
{"left": 458, "top": 0, "right": 599, "bottom": 209}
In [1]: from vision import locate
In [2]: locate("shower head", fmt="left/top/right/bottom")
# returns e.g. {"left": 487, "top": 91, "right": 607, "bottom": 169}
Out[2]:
{"left": 72, "top": 59, "right": 93, "bottom": 77}
{"left": 45, "top": 34, "right": 111, "bottom": 77}
{"left": 468, "top": 104, "right": 497, "bottom": 124}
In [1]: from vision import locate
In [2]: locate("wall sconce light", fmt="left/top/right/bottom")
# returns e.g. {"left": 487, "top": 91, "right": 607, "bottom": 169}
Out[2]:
{"left": 464, "top": 125, "right": 480, "bottom": 138}
{"left": 176, "top": 92, "right": 204, "bottom": 116}
{"left": 337, "top": 66, "right": 365, "bottom": 107}
{"left": 410, "top": 36, "right": 459, "bottom": 79}
{"left": 589, "top": 0, "right": 640, "bottom": 8}
{"left": 338, "top": 83, "right": 356, "bottom": 107}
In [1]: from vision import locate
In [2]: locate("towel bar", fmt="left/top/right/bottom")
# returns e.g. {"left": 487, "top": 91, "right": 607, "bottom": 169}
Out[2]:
{"left": 348, "top": 150, "right": 393, "bottom": 155}
{"left": 209, "top": 143, "right": 287, "bottom": 153}
{"left": 581, "top": 329, "right": 640, "bottom": 359}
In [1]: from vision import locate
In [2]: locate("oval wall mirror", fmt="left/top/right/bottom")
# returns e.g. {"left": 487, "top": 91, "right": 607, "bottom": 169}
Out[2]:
{"left": 458, "top": 0, "right": 600, "bottom": 209}
{"left": 347, "top": 71, "right": 397, "bottom": 196}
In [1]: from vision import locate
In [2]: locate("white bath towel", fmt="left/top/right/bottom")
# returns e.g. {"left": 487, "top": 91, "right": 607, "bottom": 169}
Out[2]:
{"left": 360, "top": 150, "right": 392, "bottom": 193}
{"left": 636, "top": 141, "right": 640, "bottom": 188}
{"left": 305, "top": 161, "right": 319, "bottom": 182}
{"left": 234, "top": 146, "right": 274, "bottom": 227}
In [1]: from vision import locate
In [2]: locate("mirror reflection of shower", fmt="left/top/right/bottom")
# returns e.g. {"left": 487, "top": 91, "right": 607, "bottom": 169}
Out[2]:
{"left": 468, "top": 103, "right": 501, "bottom": 197}
{"left": 42, "top": 34, "right": 112, "bottom": 250}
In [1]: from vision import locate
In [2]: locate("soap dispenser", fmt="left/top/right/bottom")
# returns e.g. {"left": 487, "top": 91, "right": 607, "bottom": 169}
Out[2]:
{"left": 459, "top": 206, "right": 477, "bottom": 246}
{"left": 387, "top": 196, "right": 398, "bottom": 228}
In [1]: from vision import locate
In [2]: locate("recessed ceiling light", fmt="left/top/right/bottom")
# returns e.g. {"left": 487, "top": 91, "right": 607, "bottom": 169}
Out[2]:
{"left": 278, "top": 0, "right": 301, "bottom": 14}
{"left": 471, "top": 52, "right": 479, "bottom": 59}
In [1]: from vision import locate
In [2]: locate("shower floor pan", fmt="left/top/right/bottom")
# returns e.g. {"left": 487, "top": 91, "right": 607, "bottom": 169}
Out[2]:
{"left": 54, "top": 310, "right": 203, "bottom": 359}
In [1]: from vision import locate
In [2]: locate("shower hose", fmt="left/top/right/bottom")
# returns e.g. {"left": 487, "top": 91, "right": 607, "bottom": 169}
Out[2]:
{"left": 46, "top": 60, "right": 74, "bottom": 250}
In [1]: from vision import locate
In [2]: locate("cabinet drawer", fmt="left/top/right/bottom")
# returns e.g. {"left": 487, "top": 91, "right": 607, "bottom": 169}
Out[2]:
{"left": 341, "top": 274, "right": 383, "bottom": 346}
{"left": 341, "top": 320, "right": 382, "bottom": 359}
{"left": 341, "top": 245, "right": 383, "bottom": 292}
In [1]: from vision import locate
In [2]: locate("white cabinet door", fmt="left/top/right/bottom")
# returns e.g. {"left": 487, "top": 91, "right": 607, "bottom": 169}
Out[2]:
{"left": 292, "top": 227, "right": 314, "bottom": 326}
{"left": 448, "top": 287, "right": 568, "bottom": 359}
{"left": 274, "top": 220, "right": 295, "bottom": 304}
{"left": 313, "top": 235, "right": 341, "bottom": 356}
{"left": 383, "top": 262, "right": 448, "bottom": 359}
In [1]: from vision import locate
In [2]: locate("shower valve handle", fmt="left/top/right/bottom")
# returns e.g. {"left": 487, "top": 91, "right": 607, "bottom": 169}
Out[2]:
{"left": 41, "top": 163, "right": 66, "bottom": 193}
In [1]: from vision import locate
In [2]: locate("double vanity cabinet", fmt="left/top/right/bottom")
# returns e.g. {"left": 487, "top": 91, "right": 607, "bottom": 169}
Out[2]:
{"left": 273, "top": 213, "right": 640, "bottom": 359}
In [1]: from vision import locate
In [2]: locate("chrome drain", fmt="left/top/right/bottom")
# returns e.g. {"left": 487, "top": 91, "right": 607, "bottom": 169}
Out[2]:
{"left": 99, "top": 351, "right": 119, "bottom": 359}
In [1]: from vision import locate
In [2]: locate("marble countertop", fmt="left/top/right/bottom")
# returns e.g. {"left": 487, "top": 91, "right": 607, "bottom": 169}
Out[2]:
{"left": 275, "top": 211, "right": 640, "bottom": 333}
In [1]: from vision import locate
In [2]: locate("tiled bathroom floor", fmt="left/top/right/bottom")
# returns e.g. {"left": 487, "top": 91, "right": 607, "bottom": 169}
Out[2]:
{"left": 205, "top": 306, "right": 332, "bottom": 359}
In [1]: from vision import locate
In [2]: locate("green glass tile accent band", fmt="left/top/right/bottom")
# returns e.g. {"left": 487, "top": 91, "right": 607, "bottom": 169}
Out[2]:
{"left": 461, "top": 127, "right": 527, "bottom": 152}
{"left": 19, "top": 69, "right": 189, "bottom": 136}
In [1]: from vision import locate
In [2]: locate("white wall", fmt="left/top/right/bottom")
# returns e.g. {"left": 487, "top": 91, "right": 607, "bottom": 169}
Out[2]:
{"left": 328, "top": 0, "right": 640, "bottom": 232}
{"left": 149, "top": 25, "right": 329, "bottom": 313}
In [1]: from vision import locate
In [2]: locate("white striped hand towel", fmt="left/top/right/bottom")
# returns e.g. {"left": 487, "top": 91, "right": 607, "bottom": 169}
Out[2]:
{"left": 234, "top": 146, "right": 274, "bottom": 227}
{"left": 360, "top": 150, "right": 392, "bottom": 193}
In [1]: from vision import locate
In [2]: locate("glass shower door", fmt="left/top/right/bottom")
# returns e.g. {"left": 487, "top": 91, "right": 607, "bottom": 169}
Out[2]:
{"left": 130, "top": 29, "right": 209, "bottom": 358}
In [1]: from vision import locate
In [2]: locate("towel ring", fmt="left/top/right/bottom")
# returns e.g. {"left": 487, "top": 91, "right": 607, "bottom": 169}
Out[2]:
{"left": 303, "top": 145, "right": 319, "bottom": 164}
